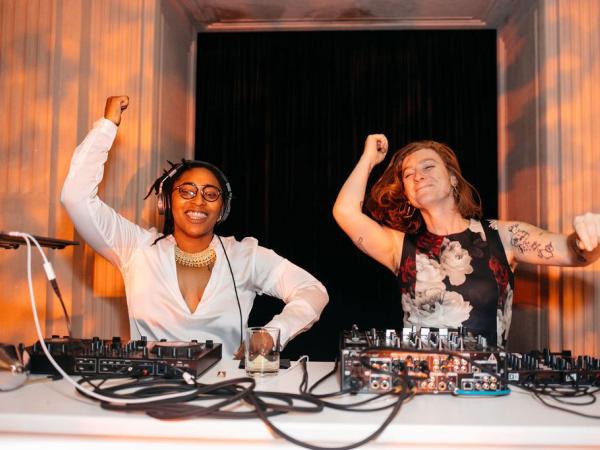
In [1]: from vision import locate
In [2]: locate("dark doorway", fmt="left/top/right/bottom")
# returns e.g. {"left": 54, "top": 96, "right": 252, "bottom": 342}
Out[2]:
{"left": 196, "top": 30, "right": 497, "bottom": 360}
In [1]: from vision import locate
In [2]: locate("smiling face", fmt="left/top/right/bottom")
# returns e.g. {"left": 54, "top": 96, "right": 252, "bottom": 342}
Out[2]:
{"left": 170, "top": 167, "right": 223, "bottom": 251}
{"left": 401, "top": 148, "right": 457, "bottom": 211}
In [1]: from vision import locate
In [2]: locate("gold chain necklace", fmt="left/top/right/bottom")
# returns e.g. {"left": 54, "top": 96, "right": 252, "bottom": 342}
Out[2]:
{"left": 174, "top": 246, "right": 216, "bottom": 268}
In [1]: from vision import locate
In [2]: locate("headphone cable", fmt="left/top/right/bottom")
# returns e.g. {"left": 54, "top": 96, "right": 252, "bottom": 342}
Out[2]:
{"left": 217, "top": 235, "right": 243, "bottom": 349}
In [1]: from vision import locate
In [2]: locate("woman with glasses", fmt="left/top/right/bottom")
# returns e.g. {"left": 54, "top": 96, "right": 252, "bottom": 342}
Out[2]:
{"left": 333, "top": 134, "right": 600, "bottom": 347}
{"left": 61, "top": 96, "right": 328, "bottom": 358}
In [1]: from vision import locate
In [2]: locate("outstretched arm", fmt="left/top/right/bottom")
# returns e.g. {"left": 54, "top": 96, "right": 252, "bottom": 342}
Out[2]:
{"left": 332, "top": 134, "right": 404, "bottom": 273}
{"left": 497, "top": 213, "right": 600, "bottom": 267}
{"left": 61, "top": 96, "right": 152, "bottom": 268}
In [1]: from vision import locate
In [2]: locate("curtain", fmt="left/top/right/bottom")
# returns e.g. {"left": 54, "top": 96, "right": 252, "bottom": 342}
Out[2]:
{"left": 196, "top": 30, "right": 497, "bottom": 360}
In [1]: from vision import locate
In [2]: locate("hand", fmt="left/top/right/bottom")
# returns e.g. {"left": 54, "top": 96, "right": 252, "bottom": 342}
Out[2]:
{"left": 248, "top": 330, "right": 275, "bottom": 356}
{"left": 233, "top": 343, "right": 244, "bottom": 360}
{"left": 362, "top": 134, "right": 389, "bottom": 166}
{"left": 233, "top": 330, "right": 276, "bottom": 360}
{"left": 104, "top": 95, "right": 129, "bottom": 126}
{"left": 573, "top": 212, "right": 600, "bottom": 252}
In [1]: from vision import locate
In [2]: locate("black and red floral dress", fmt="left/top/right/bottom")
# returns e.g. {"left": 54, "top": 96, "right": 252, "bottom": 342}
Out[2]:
{"left": 397, "top": 219, "right": 514, "bottom": 346}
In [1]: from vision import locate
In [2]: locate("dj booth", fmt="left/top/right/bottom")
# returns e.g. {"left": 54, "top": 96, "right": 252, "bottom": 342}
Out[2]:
{"left": 1, "top": 359, "right": 600, "bottom": 450}
{"left": 2, "top": 234, "right": 599, "bottom": 448}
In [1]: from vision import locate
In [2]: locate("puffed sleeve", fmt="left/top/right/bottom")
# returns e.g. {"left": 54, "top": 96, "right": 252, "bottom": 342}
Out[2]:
{"left": 249, "top": 242, "right": 329, "bottom": 347}
{"left": 60, "top": 118, "right": 153, "bottom": 268}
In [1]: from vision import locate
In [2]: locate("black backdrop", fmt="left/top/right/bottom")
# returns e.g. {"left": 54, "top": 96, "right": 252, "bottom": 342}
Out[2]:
{"left": 195, "top": 30, "right": 497, "bottom": 360}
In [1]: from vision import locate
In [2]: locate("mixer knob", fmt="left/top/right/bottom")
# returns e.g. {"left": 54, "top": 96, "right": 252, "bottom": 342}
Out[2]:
{"left": 543, "top": 348, "right": 550, "bottom": 364}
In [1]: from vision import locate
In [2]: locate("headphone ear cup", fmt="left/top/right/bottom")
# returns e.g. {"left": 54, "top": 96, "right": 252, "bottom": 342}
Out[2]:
{"left": 157, "top": 192, "right": 167, "bottom": 215}
{"left": 218, "top": 196, "right": 231, "bottom": 223}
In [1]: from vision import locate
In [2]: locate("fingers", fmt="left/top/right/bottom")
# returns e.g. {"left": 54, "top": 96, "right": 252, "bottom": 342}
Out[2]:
{"left": 104, "top": 95, "right": 129, "bottom": 126}
{"left": 366, "top": 134, "right": 388, "bottom": 151}
{"left": 233, "top": 343, "right": 245, "bottom": 360}
{"left": 248, "top": 331, "right": 275, "bottom": 355}
{"left": 364, "top": 134, "right": 389, "bottom": 165}
{"left": 118, "top": 95, "right": 129, "bottom": 110}
{"left": 573, "top": 212, "right": 600, "bottom": 251}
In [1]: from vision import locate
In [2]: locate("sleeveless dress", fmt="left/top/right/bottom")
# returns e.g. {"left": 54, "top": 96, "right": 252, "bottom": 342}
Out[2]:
{"left": 397, "top": 219, "right": 514, "bottom": 346}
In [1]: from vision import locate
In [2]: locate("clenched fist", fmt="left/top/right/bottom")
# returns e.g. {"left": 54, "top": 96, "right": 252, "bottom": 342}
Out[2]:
{"left": 573, "top": 212, "right": 600, "bottom": 252}
{"left": 104, "top": 95, "right": 129, "bottom": 126}
{"left": 363, "top": 134, "right": 389, "bottom": 167}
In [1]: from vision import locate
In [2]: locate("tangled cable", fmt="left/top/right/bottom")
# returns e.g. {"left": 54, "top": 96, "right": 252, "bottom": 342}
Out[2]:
{"left": 77, "top": 359, "right": 415, "bottom": 450}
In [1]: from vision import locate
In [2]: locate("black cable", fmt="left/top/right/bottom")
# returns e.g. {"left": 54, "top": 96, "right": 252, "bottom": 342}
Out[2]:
{"left": 301, "top": 357, "right": 406, "bottom": 412}
{"left": 217, "top": 235, "right": 243, "bottom": 349}
{"left": 49, "top": 279, "right": 72, "bottom": 336}
{"left": 519, "top": 383, "right": 600, "bottom": 419}
{"left": 249, "top": 383, "right": 413, "bottom": 450}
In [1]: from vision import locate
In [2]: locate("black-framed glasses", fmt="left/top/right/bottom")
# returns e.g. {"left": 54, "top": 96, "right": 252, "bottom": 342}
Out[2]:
{"left": 173, "top": 182, "right": 222, "bottom": 202}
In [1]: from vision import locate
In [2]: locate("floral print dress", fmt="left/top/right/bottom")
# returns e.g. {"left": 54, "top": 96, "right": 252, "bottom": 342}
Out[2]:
{"left": 397, "top": 219, "right": 514, "bottom": 346}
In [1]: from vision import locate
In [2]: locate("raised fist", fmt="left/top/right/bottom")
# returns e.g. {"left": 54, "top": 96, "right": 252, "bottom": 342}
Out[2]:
{"left": 363, "top": 134, "right": 389, "bottom": 166}
{"left": 104, "top": 95, "right": 129, "bottom": 126}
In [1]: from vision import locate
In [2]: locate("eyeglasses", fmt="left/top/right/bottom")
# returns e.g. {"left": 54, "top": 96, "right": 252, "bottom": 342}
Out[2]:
{"left": 173, "top": 182, "right": 222, "bottom": 202}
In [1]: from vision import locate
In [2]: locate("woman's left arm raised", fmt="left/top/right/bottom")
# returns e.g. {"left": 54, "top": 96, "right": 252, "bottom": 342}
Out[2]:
{"left": 497, "top": 212, "right": 600, "bottom": 267}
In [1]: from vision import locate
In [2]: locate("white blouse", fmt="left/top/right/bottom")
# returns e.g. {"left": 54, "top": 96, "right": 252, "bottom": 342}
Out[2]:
{"left": 61, "top": 118, "right": 329, "bottom": 358}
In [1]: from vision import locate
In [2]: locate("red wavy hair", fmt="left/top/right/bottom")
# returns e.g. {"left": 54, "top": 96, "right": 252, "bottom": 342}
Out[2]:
{"left": 366, "top": 140, "right": 482, "bottom": 233}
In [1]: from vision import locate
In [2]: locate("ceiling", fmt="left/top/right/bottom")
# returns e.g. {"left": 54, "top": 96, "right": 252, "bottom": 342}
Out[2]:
{"left": 178, "top": 0, "right": 516, "bottom": 32}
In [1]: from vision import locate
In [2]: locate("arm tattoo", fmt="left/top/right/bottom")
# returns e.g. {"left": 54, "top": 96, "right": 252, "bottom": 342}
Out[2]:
{"left": 355, "top": 236, "right": 366, "bottom": 252}
{"left": 508, "top": 223, "right": 554, "bottom": 259}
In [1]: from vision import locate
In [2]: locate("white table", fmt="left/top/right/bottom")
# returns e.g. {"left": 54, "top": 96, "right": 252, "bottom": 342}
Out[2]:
{"left": 1, "top": 360, "right": 600, "bottom": 449}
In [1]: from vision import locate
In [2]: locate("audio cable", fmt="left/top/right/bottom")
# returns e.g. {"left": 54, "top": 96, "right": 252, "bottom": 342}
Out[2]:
{"left": 10, "top": 231, "right": 217, "bottom": 405}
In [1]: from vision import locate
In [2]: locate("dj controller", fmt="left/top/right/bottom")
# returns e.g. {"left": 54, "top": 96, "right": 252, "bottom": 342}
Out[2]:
{"left": 27, "top": 336, "right": 222, "bottom": 378}
{"left": 340, "top": 326, "right": 600, "bottom": 395}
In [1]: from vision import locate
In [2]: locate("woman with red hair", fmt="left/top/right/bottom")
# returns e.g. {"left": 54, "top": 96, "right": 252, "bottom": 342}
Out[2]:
{"left": 333, "top": 134, "right": 600, "bottom": 346}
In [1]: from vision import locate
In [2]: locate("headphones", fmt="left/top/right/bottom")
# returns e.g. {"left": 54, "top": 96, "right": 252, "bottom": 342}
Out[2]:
{"left": 156, "top": 160, "right": 232, "bottom": 224}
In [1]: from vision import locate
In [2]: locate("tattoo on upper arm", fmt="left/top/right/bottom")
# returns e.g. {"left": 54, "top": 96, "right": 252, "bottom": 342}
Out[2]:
{"left": 508, "top": 224, "right": 554, "bottom": 259}
{"left": 355, "top": 236, "right": 366, "bottom": 252}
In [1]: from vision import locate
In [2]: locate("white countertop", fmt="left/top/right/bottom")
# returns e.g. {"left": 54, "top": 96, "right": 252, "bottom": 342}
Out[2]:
{"left": 2, "top": 359, "right": 600, "bottom": 449}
